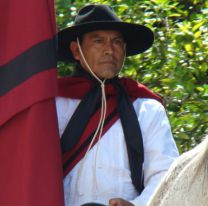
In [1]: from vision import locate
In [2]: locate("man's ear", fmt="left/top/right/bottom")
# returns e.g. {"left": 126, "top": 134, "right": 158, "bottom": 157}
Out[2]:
{"left": 70, "top": 41, "right": 80, "bottom": 61}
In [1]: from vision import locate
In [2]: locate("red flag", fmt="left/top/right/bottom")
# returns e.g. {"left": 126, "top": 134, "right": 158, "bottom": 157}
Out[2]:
{"left": 0, "top": 0, "right": 64, "bottom": 206}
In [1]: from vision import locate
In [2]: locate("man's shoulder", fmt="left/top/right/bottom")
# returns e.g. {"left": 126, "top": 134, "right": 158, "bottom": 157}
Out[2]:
{"left": 133, "top": 97, "right": 163, "bottom": 107}
{"left": 133, "top": 97, "right": 165, "bottom": 117}
{"left": 119, "top": 77, "right": 163, "bottom": 104}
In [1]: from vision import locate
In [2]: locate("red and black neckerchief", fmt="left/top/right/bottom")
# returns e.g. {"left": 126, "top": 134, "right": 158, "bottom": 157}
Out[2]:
{"left": 58, "top": 67, "right": 162, "bottom": 194}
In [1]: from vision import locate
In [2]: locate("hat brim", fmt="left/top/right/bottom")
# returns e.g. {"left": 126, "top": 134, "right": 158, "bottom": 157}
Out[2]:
{"left": 57, "top": 21, "right": 154, "bottom": 62}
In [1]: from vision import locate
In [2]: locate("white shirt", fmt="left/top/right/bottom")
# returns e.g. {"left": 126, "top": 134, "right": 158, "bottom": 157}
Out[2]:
{"left": 56, "top": 97, "right": 179, "bottom": 206}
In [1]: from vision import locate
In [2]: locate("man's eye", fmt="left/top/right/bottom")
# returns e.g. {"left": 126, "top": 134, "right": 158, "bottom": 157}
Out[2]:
{"left": 114, "top": 39, "right": 124, "bottom": 46}
{"left": 94, "top": 39, "right": 103, "bottom": 43}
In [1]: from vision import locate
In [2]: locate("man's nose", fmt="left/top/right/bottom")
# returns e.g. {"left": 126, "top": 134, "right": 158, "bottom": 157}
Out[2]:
{"left": 103, "top": 41, "right": 113, "bottom": 55}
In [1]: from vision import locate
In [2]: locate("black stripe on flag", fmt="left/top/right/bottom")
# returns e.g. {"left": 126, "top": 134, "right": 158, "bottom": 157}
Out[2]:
{"left": 0, "top": 38, "right": 57, "bottom": 96}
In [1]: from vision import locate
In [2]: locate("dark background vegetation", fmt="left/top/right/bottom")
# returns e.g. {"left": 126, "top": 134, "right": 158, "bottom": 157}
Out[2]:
{"left": 55, "top": 0, "right": 208, "bottom": 153}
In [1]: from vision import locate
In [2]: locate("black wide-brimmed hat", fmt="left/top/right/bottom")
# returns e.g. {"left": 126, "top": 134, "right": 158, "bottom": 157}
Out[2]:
{"left": 58, "top": 4, "right": 154, "bottom": 62}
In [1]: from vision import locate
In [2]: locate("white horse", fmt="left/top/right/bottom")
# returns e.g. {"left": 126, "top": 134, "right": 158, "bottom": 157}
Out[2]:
{"left": 147, "top": 135, "right": 208, "bottom": 206}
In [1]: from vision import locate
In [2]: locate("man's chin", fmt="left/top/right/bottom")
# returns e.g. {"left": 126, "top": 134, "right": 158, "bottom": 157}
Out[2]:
{"left": 98, "top": 72, "right": 117, "bottom": 79}
{"left": 97, "top": 68, "right": 120, "bottom": 79}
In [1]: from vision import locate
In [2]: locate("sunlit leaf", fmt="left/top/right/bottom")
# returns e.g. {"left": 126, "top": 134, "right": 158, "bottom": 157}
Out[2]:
{"left": 192, "top": 20, "right": 205, "bottom": 32}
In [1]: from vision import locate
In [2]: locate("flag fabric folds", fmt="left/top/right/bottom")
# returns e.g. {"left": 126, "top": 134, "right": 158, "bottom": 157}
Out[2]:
{"left": 0, "top": 0, "right": 64, "bottom": 205}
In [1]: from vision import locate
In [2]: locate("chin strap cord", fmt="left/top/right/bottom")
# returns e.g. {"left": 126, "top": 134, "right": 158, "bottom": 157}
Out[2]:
{"left": 76, "top": 37, "right": 107, "bottom": 197}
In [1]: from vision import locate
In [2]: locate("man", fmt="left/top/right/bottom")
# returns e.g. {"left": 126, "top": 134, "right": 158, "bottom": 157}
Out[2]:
{"left": 56, "top": 4, "right": 179, "bottom": 206}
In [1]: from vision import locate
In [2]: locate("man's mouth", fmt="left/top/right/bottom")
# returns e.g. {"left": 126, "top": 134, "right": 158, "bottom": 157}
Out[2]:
{"left": 100, "top": 61, "right": 116, "bottom": 65}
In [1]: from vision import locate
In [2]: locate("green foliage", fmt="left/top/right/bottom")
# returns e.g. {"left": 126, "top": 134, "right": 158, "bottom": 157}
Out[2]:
{"left": 55, "top": 0, "right": 208, "bottom": 153}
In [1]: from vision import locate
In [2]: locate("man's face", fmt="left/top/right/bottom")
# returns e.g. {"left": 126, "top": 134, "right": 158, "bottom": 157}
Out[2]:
{"left": 70, "top": 30, "right": 126, "bottom": 79}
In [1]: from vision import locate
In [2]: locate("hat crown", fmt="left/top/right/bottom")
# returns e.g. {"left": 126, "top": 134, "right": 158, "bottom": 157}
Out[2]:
{"left": 75, "top": 5, "right": 122, "bottom": 25}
